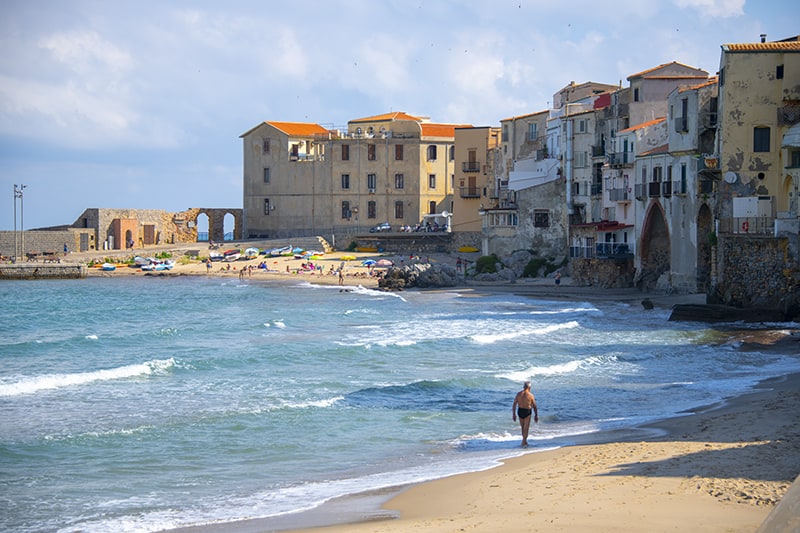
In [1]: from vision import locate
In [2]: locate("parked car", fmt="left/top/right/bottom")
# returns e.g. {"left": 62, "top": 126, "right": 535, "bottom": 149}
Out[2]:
{"left": 369, "top": 222, "right": 391, "bottom": 233}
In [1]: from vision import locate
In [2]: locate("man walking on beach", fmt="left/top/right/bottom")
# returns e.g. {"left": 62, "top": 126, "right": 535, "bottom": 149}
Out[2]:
{"left": 512, "top": 381, "right": 538, "bottom": 447}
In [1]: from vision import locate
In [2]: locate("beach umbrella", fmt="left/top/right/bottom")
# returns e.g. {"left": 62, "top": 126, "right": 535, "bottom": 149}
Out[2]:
{"left": 362, "top": 259, "right": 376, "bottom": 266}
{"left": 376, "top": 259, "right": 393, "bottom": 267}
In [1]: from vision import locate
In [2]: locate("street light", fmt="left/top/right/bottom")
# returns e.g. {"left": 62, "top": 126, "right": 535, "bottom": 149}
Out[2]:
{"left": 13, "top": 184, "right": 26, "bottom": 261}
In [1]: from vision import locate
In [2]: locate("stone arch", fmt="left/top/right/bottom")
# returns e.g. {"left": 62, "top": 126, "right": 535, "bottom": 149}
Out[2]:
{"left": 638, "top": 202, "right": 670, "bottom": 291}
{"left": 696, "top": 203, "right": 713, "bottom": 293}
{"left": 189, "top": 208, "right": 243, "bottom": 243}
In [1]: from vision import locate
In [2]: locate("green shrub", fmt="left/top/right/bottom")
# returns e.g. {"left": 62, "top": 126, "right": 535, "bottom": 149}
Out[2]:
{"left": 475, "top": 254, "right": 501, "bottom": 274}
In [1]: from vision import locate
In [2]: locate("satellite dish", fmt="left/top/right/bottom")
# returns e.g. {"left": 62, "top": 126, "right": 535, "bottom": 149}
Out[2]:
{"left": 724, "top": 171, "right": 738, "bottom": 184}
{"left": 441, "top": 210, "right": 450, "bottom": 217}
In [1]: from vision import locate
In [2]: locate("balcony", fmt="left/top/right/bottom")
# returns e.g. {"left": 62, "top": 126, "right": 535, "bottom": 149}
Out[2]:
{"left": 674, "top": 116, "right": 688, "bottom": 133}
{"left": 459, "top": 187, "right": 481, "bottom": 199}
{"left": 608, "top": 187, "right": 630, "bottom": 202}
{"left": 590, "top": 183, "right": 603, "bottom": 196}
{"left": 462, "top": 161, "right": 481, "bottom": 173}
{"left": 608, "top": 152, "right": 631, "bottom": 167}
{"left": 698, "top": 179, "right": 714, "bottom": 194}
{"left": 634, "top": 183, "right": 646, "bottom": 200}
{"left": 718, "top": 216, "right": 775, "bottom": 235}
{"left": 569, "top": 245, "right": 594, "bottom": 259}
{"left": 661, "top": 181, "right": 672, "bottom": 197}
{"left": 648, "top": 182, "right": 661, "bottom": 197}
{"left": 672, "top": 180, "right": 688, "bottom": 195}
{"left": 591, "top": 145, "right": 605, "bottom": 157}
{"left": 595, "top": 242, "right": 632, "bottom": 257}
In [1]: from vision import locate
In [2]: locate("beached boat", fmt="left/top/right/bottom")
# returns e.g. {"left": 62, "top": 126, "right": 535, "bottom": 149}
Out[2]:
{"left": 101, "top": 263, "right": 116, "bottom": 271}
{"left": 223, "top": 249, "right": 241, "bottom": 262}
{"left": 244, "top": 247, "right": 260, "bottom": 259}
{"left": 457, "top": 246, "right": 479, "bottom": 253}
{"left": 267, "top": 246, "right": 291, "bottom": 257}
{"left": 209, "top": 251, "right": 224, "bottom": 261}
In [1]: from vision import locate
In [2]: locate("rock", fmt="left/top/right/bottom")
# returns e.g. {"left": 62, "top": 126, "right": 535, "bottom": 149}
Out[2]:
{"left": 641, "top": 298, "right": 654, "bottom": 310}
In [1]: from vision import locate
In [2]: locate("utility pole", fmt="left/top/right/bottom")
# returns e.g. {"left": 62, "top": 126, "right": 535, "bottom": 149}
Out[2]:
{"left": 13, "top": 184, "right": 26, "bottom": 261}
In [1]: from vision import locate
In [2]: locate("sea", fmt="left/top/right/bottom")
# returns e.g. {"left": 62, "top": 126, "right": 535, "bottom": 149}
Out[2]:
{"left": 1, "top": 276, "right": 799, "bottom": 533}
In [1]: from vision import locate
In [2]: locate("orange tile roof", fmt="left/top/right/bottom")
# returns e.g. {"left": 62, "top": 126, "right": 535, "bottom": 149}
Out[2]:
{"left": 349, "top": 112, "right": 423, "bottom": 123}
{"left": 617, "top": 117, "right": 666, "bottom": 134}
{"left": 265, "top": 121, "right": 330, "bottom": 137}
{"left": 639, "top": 144, "right": 670, "bottom": 157}
{"left": 627, "top": 61, "right": 704, "bottom": 80}
{"left": 421, "top": 123, "right": 472, "bottom": 138}
{"left": 679, "top": 76, "right": 718, "bottom": 93}
{"left": 723, "top": 41, "right": 800, "bottom": 52}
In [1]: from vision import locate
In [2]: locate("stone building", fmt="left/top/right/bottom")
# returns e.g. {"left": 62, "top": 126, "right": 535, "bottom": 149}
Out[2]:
{"left": 712, "top": 35, "right": 800, "bottom": 313}
{"left": 451, "top": 126, "right": 501, "bottom": 244}
{"left": 241, "top": 112, "right": 468, "bottom": 244}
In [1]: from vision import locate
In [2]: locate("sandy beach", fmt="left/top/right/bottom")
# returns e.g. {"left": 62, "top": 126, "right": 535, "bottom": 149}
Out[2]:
{"left": 65, "top": 244, "right": 800, "bottom": 532}
{"left": 279, "top": 369, "right": 800, "bottom": 533}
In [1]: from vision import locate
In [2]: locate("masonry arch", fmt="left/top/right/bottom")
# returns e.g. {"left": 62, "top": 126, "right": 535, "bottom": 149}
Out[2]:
{"left": 196, "top": 213, "right": 210, "bottom": 241}
{"left": 191, "top": 208, "right": 243, "bottom": 243}
{"left": 638, "top": 203, "right": 670, "bottom": 291}
{"left": 696, "top": 203, "right": 713, "bottom": 292}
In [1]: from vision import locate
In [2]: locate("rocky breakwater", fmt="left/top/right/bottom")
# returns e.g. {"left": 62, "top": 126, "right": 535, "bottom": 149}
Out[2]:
{"left": 378, "top": 262, "right": 460, "bottom": 290}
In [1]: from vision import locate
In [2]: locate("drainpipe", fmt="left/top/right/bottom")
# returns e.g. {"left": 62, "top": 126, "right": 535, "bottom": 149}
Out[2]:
{"left": 565, "top": 119, "right": 573, "bottom": 215}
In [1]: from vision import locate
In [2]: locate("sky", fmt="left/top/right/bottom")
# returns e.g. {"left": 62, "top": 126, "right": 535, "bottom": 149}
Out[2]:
{"left": 0, "top": 0, "right": 797, "bottom": 230}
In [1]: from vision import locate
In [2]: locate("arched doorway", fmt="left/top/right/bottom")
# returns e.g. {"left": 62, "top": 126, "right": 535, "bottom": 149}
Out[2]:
{"left": 696, "top": 204, "right": 713, "bottom": 292}
{"left": 223, "top": 213, "right": 236, "bottom": 241}
{"left": 196, "top": 213, "right": 210, "bottom": 242}
{"left": 638, "top": 204, "right": 670, "bottom": 291}
{"left": 125, "top": 229, "right": 133, "bottom": 249}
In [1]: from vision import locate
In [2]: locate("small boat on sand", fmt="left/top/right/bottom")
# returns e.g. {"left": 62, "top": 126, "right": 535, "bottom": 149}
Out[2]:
{"left": 223, "top": 249, "right": 241, "bottom": 262}
{"left": 101, "top": 263, "right": 116, "bottom": 271}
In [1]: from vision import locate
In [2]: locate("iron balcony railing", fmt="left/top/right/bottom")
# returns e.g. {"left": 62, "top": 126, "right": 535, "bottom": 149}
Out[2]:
{"left": 718, "top": 216, "right": 775, "bottom": 235}
{"left": 608, "top": 188, "right": 629, "bottom": 202}
{"left": 459, "top": 187, "right": 481, "bottom": 199}
{"left": 648, "top": 182, "right": 661, "bottom": 197}
{"left": 462, "top": 161, "right": 481, "bottom": 173}
{"left": 596, "top": 242, "right": 633, "bottom": 257}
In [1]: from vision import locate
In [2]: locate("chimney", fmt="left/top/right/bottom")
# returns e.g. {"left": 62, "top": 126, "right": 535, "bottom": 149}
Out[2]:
{"left": 760, "top": 34, "right": 767, "bottom": 43}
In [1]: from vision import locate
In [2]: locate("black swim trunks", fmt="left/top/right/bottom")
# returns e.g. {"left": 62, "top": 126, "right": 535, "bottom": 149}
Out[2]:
{"left": 517, "top": 408, "right": 532, "bottom": 419}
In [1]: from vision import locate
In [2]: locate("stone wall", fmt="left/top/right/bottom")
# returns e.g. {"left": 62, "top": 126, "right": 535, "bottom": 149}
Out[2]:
{"left": 571, "top": 257, "right": 635, "bottom": 288}
{"left": 714, "top": 234, "right": 800, "bottom": 316}
{"left": 351, "top": 233, "right": 454, "bottom": 254}
{"left": 0, "top": 229, "right": 93, "bottom": 259}
{"left": 0, "top": 264, "right": 87, "bottom": 279}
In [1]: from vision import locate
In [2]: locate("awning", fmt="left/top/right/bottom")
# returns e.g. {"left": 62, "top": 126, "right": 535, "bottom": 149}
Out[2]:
{"left": 783, "top": 123, "right": 800, "bottom": 148}
{"left": 508, "top": 158, "right": 560, "bottom": 191}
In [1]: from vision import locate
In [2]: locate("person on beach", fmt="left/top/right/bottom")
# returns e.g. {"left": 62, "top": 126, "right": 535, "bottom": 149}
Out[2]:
{"left": 512, "top": 381, "right": 539, "bottom": 447}
{"left": 555, "top": 271, "right": 561, "bottom": 288}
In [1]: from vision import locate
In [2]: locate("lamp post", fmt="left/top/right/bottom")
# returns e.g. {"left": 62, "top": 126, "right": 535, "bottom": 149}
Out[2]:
{"left": 13, "top": 184, "right": 26, "bottom": 261}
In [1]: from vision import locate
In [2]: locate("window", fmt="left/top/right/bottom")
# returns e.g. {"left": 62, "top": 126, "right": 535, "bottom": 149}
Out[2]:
{"left": 578, "top": 119, "right": 587, "bottom": 133}
{"left": 367, "top": 173, "right": 377, "bottom": 191}
{"left": 262, "top": 138, "right": 270, "bottom": 154}
{"left": 490, "top": 212, "right": 518, "bottom": 226}
{"left": 790, "top": 150, "right": 800, "bottom": 168}
{"left": 290, "top": 144, "right": 299, "bottom": 160}
{"left": 264, "top": 199, "right": 271, "bottom": 215}
{"left": 394, "top": 201, "right": 404, "bottom": 219}
{"left": 341, "top": 201, "right": 350, "bottom": 219}
{"left": 575, "top": 151, "right": 587, "bottom": 168}
{"left": 449, "top": 145, "right": 455, "bottom": 161}
{"left": 368, "top": 144, "right": 376, "bottom": 161}
{"left": 427, "top": 145, "right": 437, "bottom": 161}
{"left": 641, "top": 166, "right": 647, "bottom": 184}
{"left": 653, "top": 166, "right": 663, "bottom": 182}
{"left": 429, "top": 174, "right": 436, "bottom": 189}
{"left": 341, "top": 144, "right": 350, "bottom": 161}
{"left": 263, "top": 168, "right": 270, "bottom": 183}
{"left": 502, "top": 125, "right": 508, "bottom": 142}
{"left": 633, "top": 87, "right": 639, "bottom": 102}
{"left": 777, "top": 64, "right": 784, "bottom": 79}
{"left": 429, "top": 201, "right": 436, "bottom": 214}
{"left": 368, "top": 201, "right": 376, "bottom": 219}
{"left": 528, "top": 122, "right": 537, "bottom": 141}
{"left": 341, "top": 174, "right": 350, "bottom": 189}
{"left": 754, "top": 127, "right": 770, "bottom": 152}
{"left": 394, "top": 173, "right": 404, "bottom": 189}
{"left": 533, "top": 210, "right": 550, "bottom": 228}
{"left": 395, "top": 144, "right": 403, "bottom": 160}
{"left": 680, "top": 163, "right": 687, "bottom": 193}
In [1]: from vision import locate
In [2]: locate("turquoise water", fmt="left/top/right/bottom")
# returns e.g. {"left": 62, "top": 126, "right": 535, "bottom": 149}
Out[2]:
{"left": 1, "top": 276, "right": 798, "bottom": 532}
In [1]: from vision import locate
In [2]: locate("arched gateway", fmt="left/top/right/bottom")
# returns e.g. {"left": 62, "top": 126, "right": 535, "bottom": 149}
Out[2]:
{"left": 638, "top": 204, "right": 670, "bottom": 291}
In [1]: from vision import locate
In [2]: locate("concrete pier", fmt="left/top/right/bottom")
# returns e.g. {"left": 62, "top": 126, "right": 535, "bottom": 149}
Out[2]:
{"left": 0, "top": 263, "right": 87, "bottom": 280}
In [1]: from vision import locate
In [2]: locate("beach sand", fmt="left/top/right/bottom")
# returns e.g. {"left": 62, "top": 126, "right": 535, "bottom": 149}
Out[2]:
{"left": 68, "top": 244, "right": 800, "bottom": 532}
{"left": 281, "top": 368, "right": 800, "bottom": 533}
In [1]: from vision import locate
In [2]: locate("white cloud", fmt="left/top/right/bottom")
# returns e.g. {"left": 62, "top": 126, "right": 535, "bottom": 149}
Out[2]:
{"left": 39, "top": 30, "right": 133, "bottom": 75}
{"left": 672, "top": 0, "right": 745, "bottom": 18}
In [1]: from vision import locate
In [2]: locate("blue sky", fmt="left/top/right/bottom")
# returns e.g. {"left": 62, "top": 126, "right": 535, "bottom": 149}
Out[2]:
{"left": 0, "top": 0, "right": 796, "bottom": 230}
